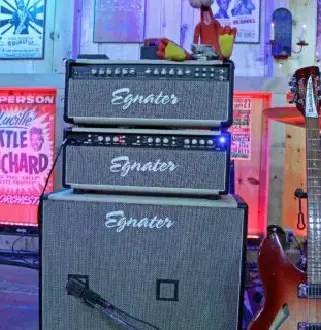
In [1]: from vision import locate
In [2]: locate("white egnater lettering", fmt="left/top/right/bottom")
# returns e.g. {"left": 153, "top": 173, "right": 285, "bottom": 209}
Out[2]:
{"left": 306, "top": 76, "right": 318, "bottom": 118}
{"left": 111, "top": 88, "right": 180, "bottom": 110}
{"left": 105, "top": 210, "right": 175, "bottom": 232}
{"left": 110, "top": 156, "right": 179, "bottom": 177}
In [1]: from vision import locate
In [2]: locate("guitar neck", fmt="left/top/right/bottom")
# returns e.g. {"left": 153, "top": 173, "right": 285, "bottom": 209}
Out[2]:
{"left": 306, "top": 117, "right": 321, "bottom": 284}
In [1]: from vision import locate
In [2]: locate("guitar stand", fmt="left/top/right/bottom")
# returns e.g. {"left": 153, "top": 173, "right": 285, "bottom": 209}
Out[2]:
{"left": 294, "top": 189, "right": 308, "bottom": 230}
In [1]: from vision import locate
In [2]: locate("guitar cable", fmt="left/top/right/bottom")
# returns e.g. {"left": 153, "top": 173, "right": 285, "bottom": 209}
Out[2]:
{"left": 66, "top": 276, "right": 160, "bottom": 330}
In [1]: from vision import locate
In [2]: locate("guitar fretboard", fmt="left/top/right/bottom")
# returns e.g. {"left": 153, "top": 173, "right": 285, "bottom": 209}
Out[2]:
{"left": 306, "top": 118, "right": 321, "bottom": 284}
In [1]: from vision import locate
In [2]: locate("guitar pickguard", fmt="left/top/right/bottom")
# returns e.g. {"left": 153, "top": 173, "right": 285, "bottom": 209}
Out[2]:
{"left": 269, "top": 304, "right": 289, "bottom": 330}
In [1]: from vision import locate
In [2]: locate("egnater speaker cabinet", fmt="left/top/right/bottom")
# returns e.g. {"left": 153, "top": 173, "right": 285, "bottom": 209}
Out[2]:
{"left": 41, "top": 190, "right": 248, "bottom": 330}
{"left": 63, "top": 128, "right": 231, "bottom": 195}
{"left": 64, "top": 59, "right": 234, "bottom": 128}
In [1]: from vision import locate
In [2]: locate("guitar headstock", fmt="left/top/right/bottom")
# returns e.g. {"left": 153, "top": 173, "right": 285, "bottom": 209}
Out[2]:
{"left": 288, "top": 66, "right": 321, "bottom": 119}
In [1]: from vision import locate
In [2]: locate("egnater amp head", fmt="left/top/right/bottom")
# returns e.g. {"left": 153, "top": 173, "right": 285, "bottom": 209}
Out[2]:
{"left": 64, "top": 59, "right": 234, "bottom": 128}
{"left": 63, "top": 128, "right": 231, "bottom": 196}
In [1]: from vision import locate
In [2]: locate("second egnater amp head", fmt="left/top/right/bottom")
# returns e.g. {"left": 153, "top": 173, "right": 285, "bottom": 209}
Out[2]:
{"left": 63, "top": 128, "right": 231, "bottom": 196}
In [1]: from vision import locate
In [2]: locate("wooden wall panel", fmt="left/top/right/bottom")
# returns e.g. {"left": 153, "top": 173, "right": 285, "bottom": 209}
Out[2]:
{"left": 231, "top": 0, "right": 267, "bottom": 77}
{"left": 282, "top": 125, "right": 307, "bottom": 236}
{"left": 234, "top": 93, "right": 272, "bottom": 234}
{"left": 266, "top": 121, "right": 286, "bottom": 227}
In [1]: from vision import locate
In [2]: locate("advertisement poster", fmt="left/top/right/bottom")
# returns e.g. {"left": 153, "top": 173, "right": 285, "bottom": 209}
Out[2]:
{"left": 0, "top": 89, "right": 56, "bottom": 226}
{"left": 212, "top": 0, "right": 260, "bottom": 43}
{"left": 0, "top": 0, "right": 46, "bottom": 59}
{"left": 230, "top": 96, "right": 252, "bottom": 160}
{"left": 94, "top": 0, "right": 145, "bottom": 43}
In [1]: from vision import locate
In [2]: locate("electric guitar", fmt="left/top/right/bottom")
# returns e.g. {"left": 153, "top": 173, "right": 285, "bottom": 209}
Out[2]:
{"left": 249, "top": 66, "right": 321, "bottom": 329}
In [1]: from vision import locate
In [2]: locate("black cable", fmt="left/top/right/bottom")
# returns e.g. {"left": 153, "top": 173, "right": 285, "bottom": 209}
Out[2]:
{"left": 40, "top": 139, "right": 67, "bottom": 198}
{"left": 11, "top": 236, "right": 24, "bottom": 252}
{"left": 37, "top": 139, "right": 67, "bottom": 228}
{"left": 0, "top": 258, "right": 38, "bottom": 270}
{"left": 66, "top": 277, "right": 160, "bottom": 330}
{"left": 112, "top": 305, "right": 160, "bottom": 330}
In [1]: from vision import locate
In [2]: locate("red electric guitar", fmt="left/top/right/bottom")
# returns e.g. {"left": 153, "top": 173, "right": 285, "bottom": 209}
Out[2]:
{"left": 249, "top": 66, "right": 321, "bottom": 329}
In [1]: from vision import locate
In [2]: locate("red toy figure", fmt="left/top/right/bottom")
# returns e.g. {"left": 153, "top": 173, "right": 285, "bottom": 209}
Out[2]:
{"left": 157, "top": 0, "right": 237, "bottom": 61}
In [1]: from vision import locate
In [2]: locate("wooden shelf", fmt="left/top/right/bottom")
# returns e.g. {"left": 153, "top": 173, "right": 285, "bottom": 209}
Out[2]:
{"left": 264, "top": 107, "right": 321, "bottom": 128}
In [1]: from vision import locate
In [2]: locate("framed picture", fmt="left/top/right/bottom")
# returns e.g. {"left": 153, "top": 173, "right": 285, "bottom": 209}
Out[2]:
{"left": 94, "top": 0, "right": 146, "bottom": 43}
{"left": 212, "top": 0, "right": 261, "bottom": 43}
{"left": 0, "top": 0, "right": 46, "bottom": 59}
{"left": 229, "top": 96, "right": 252, "bottom": 160}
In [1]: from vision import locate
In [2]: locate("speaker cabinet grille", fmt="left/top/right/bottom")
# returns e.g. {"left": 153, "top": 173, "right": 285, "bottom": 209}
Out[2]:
{"left": 41, "top": 191, "right": 247, "bottom": 330}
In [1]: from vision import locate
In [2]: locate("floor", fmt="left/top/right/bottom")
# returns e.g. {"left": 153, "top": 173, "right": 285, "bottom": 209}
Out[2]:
{"left": 0, "top": 265, "right": 38, "bottom": 330}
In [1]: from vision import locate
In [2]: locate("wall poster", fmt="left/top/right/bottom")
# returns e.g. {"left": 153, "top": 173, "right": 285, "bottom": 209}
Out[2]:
{"left": 0, "top": 0, "right": 46, "bottom": 59}
{"left": 229, "top": 96, "right": 252, "bottom": 160}
{"left": 212, "top": 0, "right": 261, "bottom": 43}
{"left": 0, "top": 89, "right": 56, "bottom": 226}
{"left": 94, "top": 0, "right": 145, "bottom": 43}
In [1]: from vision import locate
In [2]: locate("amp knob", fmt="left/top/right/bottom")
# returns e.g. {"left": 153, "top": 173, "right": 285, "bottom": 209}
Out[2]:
{"left": 106, "top": 69, "right": 112, "bottom": 75}
{"left": 169, "top": 69, "right": 175, "bottom": 75}
{"left": 91, "top": 68, "right": 98, "bottom": 75}
{"left": 154, "top": 69, "right": 160, "bottom": 75}
{"left": 115, "top": 68, "right": 121, "bottom": 75}
{"left": 178, "top": 69, "right": 183, "bottom": 76}
{"left": 122, "top": 69, "right": 128, "bottom": 75}
{"left": 98, "top": 69, "right": 105, "bottom": 75}
{"left": 161, "top": 69, "right": 167, "bottom": 75}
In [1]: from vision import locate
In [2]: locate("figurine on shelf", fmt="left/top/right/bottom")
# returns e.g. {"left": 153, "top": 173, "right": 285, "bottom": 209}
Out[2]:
{"left": 156, "top": 0, "right": 237, "bottom": 62}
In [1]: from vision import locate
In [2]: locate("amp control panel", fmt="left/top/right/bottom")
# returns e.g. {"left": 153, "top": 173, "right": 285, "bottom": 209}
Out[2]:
{"left": 65, "top": 130, "right": 230, "bottom": 152}
{"left": 68, "top": 60, "right": 231, "bottom": 81}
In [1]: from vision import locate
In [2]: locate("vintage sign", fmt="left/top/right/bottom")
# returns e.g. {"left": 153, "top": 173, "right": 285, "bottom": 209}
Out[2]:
{"left": 229, "top": 96, "right": 252, "bottom": 160}
{"left": 94, "top": 0, "right": 145, "bottom": 43}
{"left": 0, "top": 89, "right": 56, "bottom": 226}
{"left": 0, "top": 0, "right": 46, "bottom": 59}
{"left": 212, "top": 0, "right": 261, "bottom": 43}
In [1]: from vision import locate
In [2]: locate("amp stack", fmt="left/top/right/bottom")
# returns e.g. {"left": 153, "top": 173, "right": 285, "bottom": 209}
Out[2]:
{"left": 40, "top": 59, "right": 248, "bottom": 330}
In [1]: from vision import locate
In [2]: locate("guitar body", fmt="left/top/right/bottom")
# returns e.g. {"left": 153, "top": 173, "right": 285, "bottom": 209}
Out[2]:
{"left": 249, "top": 234, "right": 321, "bottom": 330}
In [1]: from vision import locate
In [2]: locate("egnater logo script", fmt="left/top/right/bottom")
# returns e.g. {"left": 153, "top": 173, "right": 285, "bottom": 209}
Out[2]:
{"left": 105, "top": 210, "right": 175, "bottom": 232}
{"left": 111, "top": 88, "right": 180, "bottom": 110}
{"left": 110, "top": 156, "right": 179, "bottom": 177}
